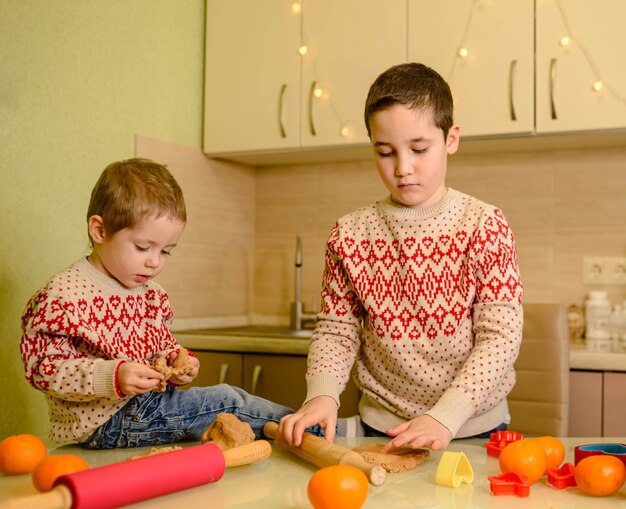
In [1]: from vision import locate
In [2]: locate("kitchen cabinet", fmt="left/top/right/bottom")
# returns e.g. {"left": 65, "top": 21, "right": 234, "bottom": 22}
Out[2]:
{"left": 203, "top": 0, "right": 405, "bottom": 155}
{"left": 407, "top": 0, "right": 534, "bottom": 137}
{"left": 536, "top": 0, "right": 626, "bottom": 133}
{"left": 189, "top": 351, "right": 360, "bottom": 417}
{"left": 568, "top": 370, "right": 626, "bottom": 437}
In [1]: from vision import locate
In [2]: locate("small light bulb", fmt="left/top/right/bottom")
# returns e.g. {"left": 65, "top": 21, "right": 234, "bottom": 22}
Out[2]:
{"left": 340, "top": 125, "right": 350, "bottom": 137}
{"left": 297, "top": 45, "right": 308, "bottom": 56}
{"left": 559, "top": 36, "right": 571, "bottom": 47}
{"left": 457, "top": 47, "right": 469, "bottom": 58}
{"left": 592, "top": 80, "right": 604, "bottom": 92}
{"left": 291, "top": 3, "right": 301, "bottom": 14}
{"left": 313, "top": 87, "right": 323, "bottom": 98}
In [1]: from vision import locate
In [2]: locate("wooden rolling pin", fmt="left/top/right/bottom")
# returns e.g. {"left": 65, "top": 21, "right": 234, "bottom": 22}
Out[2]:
{"left": 263, "top": 422, "right": 386, "bottom": 486}
{"left": 0, "top": 440, "right": 271, "bottom": 509}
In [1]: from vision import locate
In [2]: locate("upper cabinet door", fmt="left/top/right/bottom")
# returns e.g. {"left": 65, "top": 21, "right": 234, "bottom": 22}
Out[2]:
{"left": 300, "top": 0, "right": 406, "bottom": 147}
{"left": 536, "top": 0, "right": 626, "bottom": 133}
{"left": 204, "top": 1, "right": 300, "bottom": 154}
{"left": 407, "top": 0, "right": 534, "bottom": 137}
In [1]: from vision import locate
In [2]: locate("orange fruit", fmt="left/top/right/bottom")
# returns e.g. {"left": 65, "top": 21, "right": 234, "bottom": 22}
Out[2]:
{"left": 499, "top": 439, "right": 548, "bottom": 484}
{"left": 308, "top": 465, "right": 369, "bottom": 509}
{"left": 32, "top": 454, "right": 90, "bottom": 492}
{"left": 574, "top": 455, "right": 626, "bottom": 497}
{"left": 0, "top": 434, "right": 48, "bottom": 475}
{"left": 530, "top": 436, "right": 565, "bottom": 470}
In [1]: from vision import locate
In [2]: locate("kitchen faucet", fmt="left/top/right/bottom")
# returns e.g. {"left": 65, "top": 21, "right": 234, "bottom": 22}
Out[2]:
{"left": 290, "top": 235, "right": 318, "bottom": 330}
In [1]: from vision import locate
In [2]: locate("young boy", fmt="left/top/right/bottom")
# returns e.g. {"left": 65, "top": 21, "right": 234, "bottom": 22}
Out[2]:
{"left": 278, "top": 63, "right": 524, "bottom": 451}
{"left": 20, "top": 158, "right": 292, "bottom": 448}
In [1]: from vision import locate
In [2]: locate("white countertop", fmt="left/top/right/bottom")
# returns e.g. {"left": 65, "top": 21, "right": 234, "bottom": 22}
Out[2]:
{"left": 1, "top": 437, "right": 625, "bottom": 508}
{"left": 176, "top": 331, "right": 626, "bottom": 372}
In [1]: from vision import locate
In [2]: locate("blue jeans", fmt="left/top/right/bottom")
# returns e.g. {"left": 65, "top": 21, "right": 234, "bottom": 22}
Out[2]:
{"left": 81, "top": 384, "right": 317, "bottom": 449}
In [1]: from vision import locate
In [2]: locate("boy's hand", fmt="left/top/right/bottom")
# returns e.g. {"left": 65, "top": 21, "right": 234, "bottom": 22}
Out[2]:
{"left": 168, "top": 355, "right": 199, "bottom": 385}
{"left": 277, "top": 396, "right": 338, "bottom": 447}
{"left": 382, "top": 414, "right": 452, "bottom": 452}
{"left": 117, "top": 362, "right": 164, "bottom": 396}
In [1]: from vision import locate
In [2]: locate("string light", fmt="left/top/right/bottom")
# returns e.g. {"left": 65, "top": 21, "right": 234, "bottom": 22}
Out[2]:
{"left": 340, "top": 125, "right": 351, "bottom": 137}
{"left": 447, "top": 0, "right": 625, "bottom": 106}
{"left": 291, "top": 2, "right": 301, "bottom": 14}
{"left": 297, "top": 45, "right": 308, "bottom": 56}
{"left": 313, "top": 86, "right": 323, "bottom": 98}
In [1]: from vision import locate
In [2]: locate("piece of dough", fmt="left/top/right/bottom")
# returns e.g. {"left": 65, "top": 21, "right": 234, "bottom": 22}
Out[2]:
{"left": 152, "top": 348, "right": 194, "bottom": 392}
{"left": 352, "top": 443, "right": 430, "bottom": 473}
{"left": 127, "top": 445, "right": 182, "bottom": 460}
{"left": 201, "top": 413, "right": 255, "bottom": 451}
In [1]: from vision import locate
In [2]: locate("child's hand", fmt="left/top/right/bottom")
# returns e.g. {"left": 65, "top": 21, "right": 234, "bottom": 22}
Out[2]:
{"left": 382, "top": 414, "right": 452, "bottom": 452}
{"left": 168, "top": 355, "right": 199, "bottom": 386}
{"left": 117, "top": 362, "right": 164, "bottom": 396}
{"left": 277, "top": 396, "right": 338, "bottom": 447}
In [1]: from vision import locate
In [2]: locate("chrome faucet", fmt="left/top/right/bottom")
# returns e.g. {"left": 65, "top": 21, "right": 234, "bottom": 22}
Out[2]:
{"left": 290, "top": 235, "right": 318, "bottom": 330}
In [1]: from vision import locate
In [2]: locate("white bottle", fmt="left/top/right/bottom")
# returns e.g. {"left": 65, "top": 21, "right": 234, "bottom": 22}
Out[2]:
{"left": 585, "top": 291, "right": 612, "bottom": 349}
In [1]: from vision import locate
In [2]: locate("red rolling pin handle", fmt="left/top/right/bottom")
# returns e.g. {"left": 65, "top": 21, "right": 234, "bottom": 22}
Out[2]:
{"left": 60, "top": 442, "right": 226, "bottom": 509}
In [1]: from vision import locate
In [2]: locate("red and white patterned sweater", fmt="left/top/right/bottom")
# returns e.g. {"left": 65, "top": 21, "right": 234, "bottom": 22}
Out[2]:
{"left": 306, "top": 188, "right": 524, "bottom": 438}
{"left": 20, "top": 257, "right": 180, "bottom": 443}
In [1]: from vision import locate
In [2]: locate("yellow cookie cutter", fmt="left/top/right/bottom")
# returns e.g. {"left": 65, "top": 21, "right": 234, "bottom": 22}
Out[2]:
{"left": 435, "top": 451, "right": 474, "bottom": 487}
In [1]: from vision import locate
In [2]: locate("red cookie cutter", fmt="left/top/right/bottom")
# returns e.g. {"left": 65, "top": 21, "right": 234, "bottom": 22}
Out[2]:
{"left": 547, "top": 462, "right": 577, "bottom": 489}
{"left": 488, "top": 471, "right": 531, "bottom": 497}
{"left": 574, "top": 443, "right": 626, "bottom": 467}
{"left": 485, "top": 430, "right": 524, "bottom": 458}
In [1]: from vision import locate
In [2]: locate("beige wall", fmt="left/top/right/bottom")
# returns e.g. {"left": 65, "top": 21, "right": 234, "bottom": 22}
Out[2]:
{"left": 253, "top": 146, "right": 626, "bottom": 321}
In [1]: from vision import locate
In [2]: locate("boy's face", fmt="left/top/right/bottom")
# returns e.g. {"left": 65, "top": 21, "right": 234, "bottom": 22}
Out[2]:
{"left": 88, "top": 214, "right": 185, "bottom": 289}
{"left": 369, "top": 104, "right": 459, "bottom": 209}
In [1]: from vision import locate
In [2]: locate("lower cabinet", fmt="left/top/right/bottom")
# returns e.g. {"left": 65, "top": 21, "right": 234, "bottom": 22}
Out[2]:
{"left": 188, "top": 351, "right": 360, "bottom": 418}
{"left": 568, "top": 370, "right": 626, "bottom": 437}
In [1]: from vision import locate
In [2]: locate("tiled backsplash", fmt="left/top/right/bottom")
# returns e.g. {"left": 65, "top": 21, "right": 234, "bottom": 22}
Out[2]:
{"left": 138, "top": 135, "right": 626, "bottom": 325}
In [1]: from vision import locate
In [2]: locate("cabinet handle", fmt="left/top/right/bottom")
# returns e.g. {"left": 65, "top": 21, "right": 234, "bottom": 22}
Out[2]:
{"left": 251, "top": 365, "right": 263, "bottom": 395}
{"left": 508, "top": 59, "right": 517, "bottom": 121}
{"left": 549, "top": 58, "right": 558, "bottom": 120}
{"left": 218, "top": 363, "right": 229, "bottom": 384}
{"left": 278, "top": 84, "right": 287, "bottom": 138}
{"left": 308, "top": 81, "right": 317, "bottom": 136}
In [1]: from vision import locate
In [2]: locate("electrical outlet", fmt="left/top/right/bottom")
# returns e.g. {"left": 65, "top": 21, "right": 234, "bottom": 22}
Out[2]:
{"left": 582, "top": 257, "right": 607, "bottom": 285}
{"left": 605, "top": 257, "right": 626, "bottom": 285}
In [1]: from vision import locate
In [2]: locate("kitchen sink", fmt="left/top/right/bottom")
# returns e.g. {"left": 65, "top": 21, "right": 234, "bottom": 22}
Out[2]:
{"left": 176, "top": 325, "right": 313, "bottom": 339}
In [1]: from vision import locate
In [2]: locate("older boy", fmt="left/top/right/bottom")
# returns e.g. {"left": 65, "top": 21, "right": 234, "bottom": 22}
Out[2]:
{"left": 278, "top": 63, "right": 523, "bottom": 451}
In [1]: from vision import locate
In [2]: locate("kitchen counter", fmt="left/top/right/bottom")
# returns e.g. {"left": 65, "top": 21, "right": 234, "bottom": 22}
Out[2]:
{"left": 1, "top": 437, "right": 624, "bottom": 508}
{"left": 175, "top": 330, "right": 626, "bottom": 372}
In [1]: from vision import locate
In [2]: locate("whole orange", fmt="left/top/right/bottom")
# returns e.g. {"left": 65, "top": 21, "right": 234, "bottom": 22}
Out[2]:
{"left": 499, "top": 439, "right": 548, "bottom": 484}
{"left": 308, "top": 465, "right": 368, "bottom": 509}
{"left": 574, "top": 455, "right": 626, "bottom": 497}
{"left": 0, "top": 434, "right": 48, "bottom": 475}
{"left": 530, "top": 436, "right": 565, "bottom": 470}
{"left": 32, "top": 454, "right": 90, "bottom": 492}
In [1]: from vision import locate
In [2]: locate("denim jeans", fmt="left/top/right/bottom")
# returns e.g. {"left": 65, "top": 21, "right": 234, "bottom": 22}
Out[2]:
{"left": 81, "top": 384, "right": 318, "bottom": 449}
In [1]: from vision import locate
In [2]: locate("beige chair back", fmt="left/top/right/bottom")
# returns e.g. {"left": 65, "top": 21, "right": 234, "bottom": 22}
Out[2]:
{"left": 507, "top": 303, "right": 569, "bottom": 437}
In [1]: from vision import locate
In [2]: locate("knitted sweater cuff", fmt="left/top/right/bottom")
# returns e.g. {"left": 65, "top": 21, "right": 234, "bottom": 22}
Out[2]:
{"left": 305, "top": 373, "right": 343, "bottom": 407}
{"left": 93, "top": 360, "right": 125, "bottom": 398}
{"left": 425, "top": 388, "right": 475, "bottom": 438}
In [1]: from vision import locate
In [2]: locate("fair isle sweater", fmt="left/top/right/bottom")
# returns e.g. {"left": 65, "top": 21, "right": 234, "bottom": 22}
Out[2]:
{"left": 306, "top": 188, "right": 524, "bottom": 438}
{"left": 20, "top": 257, "right": 181, "bottom": 443}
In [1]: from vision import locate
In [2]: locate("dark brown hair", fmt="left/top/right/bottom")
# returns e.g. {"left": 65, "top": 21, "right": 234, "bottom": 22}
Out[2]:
{"left": 364, "top": 62, "right": 454, "bottom": 139}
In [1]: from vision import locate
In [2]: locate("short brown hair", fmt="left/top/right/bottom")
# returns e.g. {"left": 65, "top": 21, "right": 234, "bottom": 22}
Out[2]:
{"left": 87, "top": 158, "right": 186, "bottom": 240}
{"left": 364, "top": 63, "right": 454, "bottom": 139}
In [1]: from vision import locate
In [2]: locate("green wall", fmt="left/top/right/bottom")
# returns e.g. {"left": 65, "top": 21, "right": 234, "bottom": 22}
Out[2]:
{"left": 0, "top": 0, "right": 205, "bottom": 439}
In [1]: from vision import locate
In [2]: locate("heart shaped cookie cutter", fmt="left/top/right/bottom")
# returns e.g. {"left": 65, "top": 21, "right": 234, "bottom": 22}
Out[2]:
{"left": 435, "top": 451, "right": 474, "bottom": 487}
